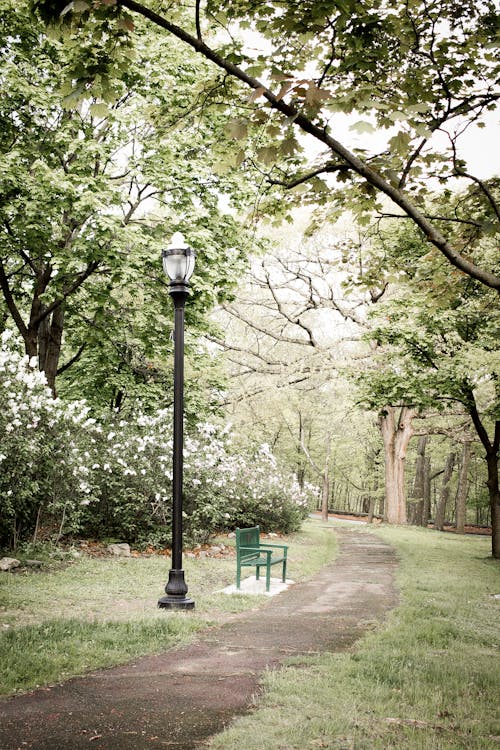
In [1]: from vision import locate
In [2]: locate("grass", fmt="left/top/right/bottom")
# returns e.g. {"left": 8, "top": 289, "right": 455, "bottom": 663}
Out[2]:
{"left": 0, "top": 520, "right": 337, "bottom": 696}
{"left": 3, "top": 521, "right": 498, "bottom": 749}
{"left": 209, "top": 524, "right": 500, "bottom": 750}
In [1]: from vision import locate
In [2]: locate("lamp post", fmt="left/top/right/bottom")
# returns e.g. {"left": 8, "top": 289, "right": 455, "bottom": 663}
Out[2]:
{"left": 158, "top": 232, "right": 195, "bottom": 610}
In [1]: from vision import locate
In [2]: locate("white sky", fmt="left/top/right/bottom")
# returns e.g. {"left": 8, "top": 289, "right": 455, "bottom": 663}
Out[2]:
{"left": 453, "top": 110, "right": 499, "bottom": 178}
{"left": 300, "top": 108, "right": 499, "bottom": 180}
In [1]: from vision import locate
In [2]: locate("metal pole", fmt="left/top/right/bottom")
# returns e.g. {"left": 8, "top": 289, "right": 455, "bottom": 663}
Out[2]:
{"left": 158, "top": 283, "right": 194, "bottom": 609}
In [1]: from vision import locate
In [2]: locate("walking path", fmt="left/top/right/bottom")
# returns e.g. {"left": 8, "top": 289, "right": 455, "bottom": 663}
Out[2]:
{"left": 0, "top": 528, "right": 399, "bottom": 750}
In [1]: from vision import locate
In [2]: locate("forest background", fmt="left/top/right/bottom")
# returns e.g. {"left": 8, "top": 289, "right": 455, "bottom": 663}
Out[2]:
{"left": 0, "top": 0, "right": 499, "bottom": 556}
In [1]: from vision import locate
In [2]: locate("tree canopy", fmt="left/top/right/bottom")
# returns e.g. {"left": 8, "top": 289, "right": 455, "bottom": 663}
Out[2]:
{"left": 0, "top": 0, "right": 497, "bottom": 558}
{"left": 31, "top": 0, "right": 500, "bottom": 291}
{"left": 1, "top": 0, "right": 252, "bottom": 402}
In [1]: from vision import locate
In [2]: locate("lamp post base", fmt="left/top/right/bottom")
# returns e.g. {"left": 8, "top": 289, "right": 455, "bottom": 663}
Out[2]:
{"left": 158, "top": 569, "right": 195, "bottom": 609}
{"left": 158, "top": 594, "right": 195, "bottom": 609}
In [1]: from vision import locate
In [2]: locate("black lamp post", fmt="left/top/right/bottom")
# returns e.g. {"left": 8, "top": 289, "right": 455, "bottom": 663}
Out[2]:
{"left": 158, "top": 232, "right": 195, "bottom": 610}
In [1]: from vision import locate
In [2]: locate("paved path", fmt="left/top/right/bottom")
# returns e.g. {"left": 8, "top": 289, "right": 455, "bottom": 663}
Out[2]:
{"left": 0, "top": 528, "right": 398, "bottom": 750}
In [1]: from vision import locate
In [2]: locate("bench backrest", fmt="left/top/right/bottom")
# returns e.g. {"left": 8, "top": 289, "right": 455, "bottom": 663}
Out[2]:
{"left": 236, "top": 526, "right": 260, "bottom": 559}
{"left": 236, "top": 525, "right": 260, "bottom": 548}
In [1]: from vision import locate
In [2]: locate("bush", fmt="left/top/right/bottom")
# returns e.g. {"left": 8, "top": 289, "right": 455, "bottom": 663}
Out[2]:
{"left": 0, "top": 332, "right": 316, "bottom": 550}
{"left": 0, "top": 332, "right": 97, "bottom": 548}
{"left": 80, "top": 420, "right": 313, "bottom": 545}
{"left": 184, "top": 439, "right": 313, "bottom": 543}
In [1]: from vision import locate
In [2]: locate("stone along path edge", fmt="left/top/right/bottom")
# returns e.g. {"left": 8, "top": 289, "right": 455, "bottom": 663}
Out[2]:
{"left": 0, "top": 528, "right": 399, "bottom": 750}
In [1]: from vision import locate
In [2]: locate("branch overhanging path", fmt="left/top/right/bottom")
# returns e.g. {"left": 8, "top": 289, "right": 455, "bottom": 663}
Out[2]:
{"left": 118, "top": 0, "right": 500, "bottom": 293}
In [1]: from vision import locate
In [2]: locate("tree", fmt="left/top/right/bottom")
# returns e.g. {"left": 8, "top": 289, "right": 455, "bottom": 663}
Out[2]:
{"left": 362, "top": 221, "right": 499, "bottom": 556}
{"left": 29, "top": 0, "right": 499, "bottom": 531}
{"left": 408, "top": 435, "right": 428, "bottom": 526}
{"left": 434, "top": 451, "right": 456, "bottom": 531}
{"left": 455, "top": 441, "right": 473, "bottom": 533}
{"left": 378, "top": 405, "right": 417, "bottom": 524}
{"left": 1, "top": 0, "right": 250, "bottom": 399}
{"left": 209, "top": 225, "right": 394, "bottom": 519}
{"left": 32, "top": 0, "right": 500, "bottom": 291}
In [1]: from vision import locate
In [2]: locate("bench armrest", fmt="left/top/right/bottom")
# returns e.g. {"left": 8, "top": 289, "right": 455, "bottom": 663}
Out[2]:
{"left": 259, "top": 543, "right": 288, "bottom": 552}
{"left": 238, "top": 546, "right": 272, "bottom": 558}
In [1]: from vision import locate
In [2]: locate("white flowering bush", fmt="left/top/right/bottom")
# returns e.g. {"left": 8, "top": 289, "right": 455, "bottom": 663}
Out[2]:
{"left": 80, "top": 416, "right": 313, "bottom": 546}
{"left": 0, "top": 332, "right": 314, "bottom": 550}
{"left": 183, "top": 434, "right": 313, "bottom": 543}
{"left": 0, "top": 332, "right": 98, "bottom": 548}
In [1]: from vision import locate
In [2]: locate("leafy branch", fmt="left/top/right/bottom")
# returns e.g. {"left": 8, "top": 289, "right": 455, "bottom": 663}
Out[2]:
{"left": 114, "top": 0, "right": 500, "bottom": 292}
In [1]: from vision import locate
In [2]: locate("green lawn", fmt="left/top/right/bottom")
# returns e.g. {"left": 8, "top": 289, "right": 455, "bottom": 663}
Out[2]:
{"left": 0, "top": 521, "right": 337, "bottom": 695}
{"left": 209, "top": 524, "right": 500, "bottom": 750}
{"left": 2, "top": 522, "right": 498, "bottom": 750}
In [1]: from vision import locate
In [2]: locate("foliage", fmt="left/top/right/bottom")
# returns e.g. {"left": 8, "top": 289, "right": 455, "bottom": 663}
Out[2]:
{"left": 77, "top": 419, "right": 313, "bottom": 546}
{"left": 31, "top": 0, "right": 500, "bottom": 291}
{"left": 211, "top": 225, "right": 382, "bottom": 498}
{"left": 0, "top": 331, "right": 98, "bottom": 548}
{"left": 359, "top": 221, "right": 499, "bottom": 418}
{"left": 0, "top": 332, "right": 313, "bottom": 550}
{"left": 0, "top": 0, "right": 252, "bottom": 402}
{"left": 356, "top": 216, "right": 499, "bottom": 552}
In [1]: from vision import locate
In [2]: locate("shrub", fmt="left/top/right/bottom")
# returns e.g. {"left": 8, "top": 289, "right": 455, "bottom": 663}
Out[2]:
{"left": 189, "top": 443, "right": 312, "bottom": 536}
{"left": 0, "top": 332, "right": 97, "bottom": 548}
{"left": 0, "top": 333, "right": 316, "bottom": 550}
{"left": 80, "top": 420, "right": 314, "bottom": 545}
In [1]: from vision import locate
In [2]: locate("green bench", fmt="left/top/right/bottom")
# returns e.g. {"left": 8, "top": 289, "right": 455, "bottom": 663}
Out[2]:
{"left": 235, "top": 525, "right": 288, "bottom": 592}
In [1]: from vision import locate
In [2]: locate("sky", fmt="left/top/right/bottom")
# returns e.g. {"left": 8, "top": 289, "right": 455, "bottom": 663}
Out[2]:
{"left": 299, "top": 107, "right": 499, "bottom": 181}
{"left": 454, "top": 110, "right": 499, "bottom": 178}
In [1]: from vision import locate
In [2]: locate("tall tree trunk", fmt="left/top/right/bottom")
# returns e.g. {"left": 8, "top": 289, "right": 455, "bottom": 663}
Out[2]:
{"left": 24, "top": 264, "right": 65, "bottom": 397}
{"left": 367, "top": 445, "right": 382, "bottom": 522}
{"left": 464, "top": 385, "right": 499, "bottom": 558}
{"left": 367, "top": 476, "right": 378, "bottom": 524}
{"left": 455, "top": 442, "right": 472, "bottom": 534}
{"left": 330, "top": 475, "right": 336, "bottom": 509}
{"left": 379, "top": 406, "right": 417, "bottom": 524}
{"left": 486, "top": 448, "right": 500, "bottom": 558}
{"left": 422, "top": 456, "right": 431, "bottom": 527}
{"left": 435, "top": 452, "right": 456, "bottom": 531}
{"left": 298, "top": 426, "right": 331, "bottom": 522}
{"left": 296, "top": 411, "right": 304, "bottom": 489}
{"left": 26, "top": 262, "right": 52, "bottom": 358}
{"left": 320, "top": 432, "right": 332, "bottom": 522}
{"left": 409, "top": 435, "right": 428, "bottom": 525}
{"left": 39, "top": 304, "right": 65, "bottom": 396}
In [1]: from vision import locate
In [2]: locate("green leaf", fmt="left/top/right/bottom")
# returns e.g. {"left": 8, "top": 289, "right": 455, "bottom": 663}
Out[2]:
{"left": 256, "top": 146, "right": 278, "bottom": 165}
{"left": 90, "top": 102, "right": 110, "bottom": 118}
{"left": 225, "top": 119, "right": 248, "bottom": 140}
{"left": 350, "top": 121, "right": 376, "bottom": 135}
{"left": 388, "top": 131, "right": 411, "bottom": 154}
{"left": 388, "top": 111, "right": 408, "bottom": 123}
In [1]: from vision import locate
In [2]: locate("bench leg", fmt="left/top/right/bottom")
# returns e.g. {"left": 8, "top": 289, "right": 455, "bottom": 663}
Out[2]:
{"left": 236, "top": 565, "right": 241, "bottom": 589}
{"left": 255, "top": 566, "right": 260, "bottom": 581}
{"left": 282, "top": 559, "right": 287, "bottom": 583}
{"left": 266, "top": 564, "right": 271, "bottom": 592}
